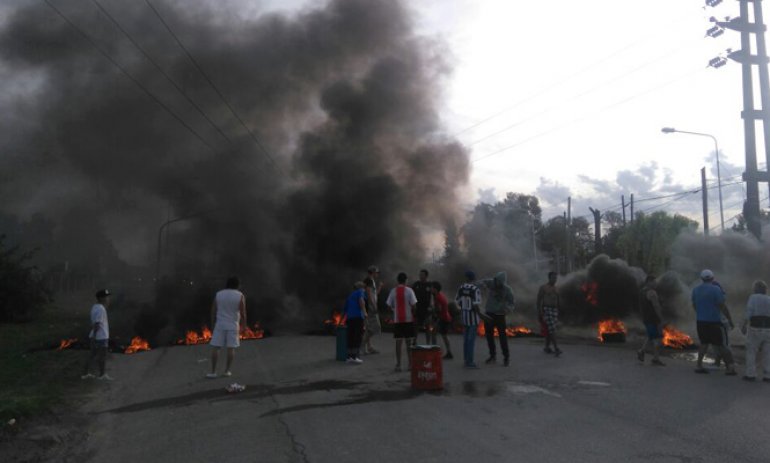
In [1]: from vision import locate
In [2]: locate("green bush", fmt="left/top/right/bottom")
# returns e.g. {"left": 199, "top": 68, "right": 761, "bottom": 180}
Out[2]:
{"left": 0, "top": 235, "right": 52, "bottom": 322}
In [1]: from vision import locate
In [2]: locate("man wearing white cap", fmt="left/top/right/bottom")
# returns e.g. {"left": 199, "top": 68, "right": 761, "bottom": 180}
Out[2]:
{"left": 691, "top": 269, "right": 736, "bottom": 375}
{"left": 82, "top": 289, "right": 113, "bottom": 380}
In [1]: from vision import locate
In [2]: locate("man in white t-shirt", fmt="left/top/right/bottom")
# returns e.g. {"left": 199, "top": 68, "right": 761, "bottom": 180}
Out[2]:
{"left": 82, "top": 289, "right": 113, "bottom": 380}
{"left": 207, "top": 276, "right": 247, "bottom": 378}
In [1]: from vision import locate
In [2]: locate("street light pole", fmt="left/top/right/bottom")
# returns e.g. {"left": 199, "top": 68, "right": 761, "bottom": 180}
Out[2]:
{"left": 661, "top": 127, "right": 725, "bottom": 231}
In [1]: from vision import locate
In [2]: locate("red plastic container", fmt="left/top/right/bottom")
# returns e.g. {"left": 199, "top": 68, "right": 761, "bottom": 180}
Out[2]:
{"left": 410, "top": 345, "right": 443, "bottom": 390}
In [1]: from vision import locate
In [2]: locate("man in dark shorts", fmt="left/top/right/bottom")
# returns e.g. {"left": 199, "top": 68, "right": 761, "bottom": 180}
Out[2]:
{"left": 386, "top": 272, "right": 417, "bottom": 372}
{"left": 344, "top": 282, "right": 367, "bottom": 364}
{"left": 692, "top": 269, "right": 736, "bottom": 375}
{"left": 479, "top": 272, "right": 514, "bottom": 366}
{"left": 431, "top": 281, "right": 453, "bottom": 359}
{"left": 412, "top": 269, "right": 434, "bottom": 345}
{"left": 637, "top": 275, "right": 665, "bottom": 366}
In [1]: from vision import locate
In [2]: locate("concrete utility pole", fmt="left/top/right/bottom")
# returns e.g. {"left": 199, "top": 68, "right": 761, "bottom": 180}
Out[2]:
{"left": 567, "top": 197, "right": 573, "bottom": 272}
{"left": 712, "top": 1, "right": 770, "bottom": 239}
{"left": 630, "top": 194, "right": 635, "bottom": 224}
{"left": 701, "top": 167, "right": 710, "bottom": 236}
{"left": 589, "top": 207, "right": 602, "bottom": 254}
{"left": 621, "top": 195, "right": 627, "bottom": 226}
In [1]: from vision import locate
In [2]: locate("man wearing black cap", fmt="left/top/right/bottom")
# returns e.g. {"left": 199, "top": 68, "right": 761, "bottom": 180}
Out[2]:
{"left": 82, "top": 289, "right": 113, "bottom": 380}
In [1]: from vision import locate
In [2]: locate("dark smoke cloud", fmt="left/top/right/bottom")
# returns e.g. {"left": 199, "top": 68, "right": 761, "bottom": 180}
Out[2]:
{"left": 0, "top": 0, "right": 469, "bottom": 330}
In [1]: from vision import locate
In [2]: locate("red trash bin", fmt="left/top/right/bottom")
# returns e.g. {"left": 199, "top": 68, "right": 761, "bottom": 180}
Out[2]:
{"left": 411, "top": 345, "right": 443, "bottom": 390}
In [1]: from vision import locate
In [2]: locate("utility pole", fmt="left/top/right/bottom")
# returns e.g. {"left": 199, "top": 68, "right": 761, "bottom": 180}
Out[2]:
{"left": 711, "top": 1, "right": 769, "bottom": 239}
{"left": 589, "top": 207, "right": 602, "bottom": 254}
{"left": 567, "top": 196, "right": 574, "bottom": 272}
{"left": 630, "top": 194, "right": 635, "bottom": 224}
{"left": 701, "top": 167, "right": 710, "bottom": 236}
{"left": 621, "top": 195, "right": 627, "bottom": 226}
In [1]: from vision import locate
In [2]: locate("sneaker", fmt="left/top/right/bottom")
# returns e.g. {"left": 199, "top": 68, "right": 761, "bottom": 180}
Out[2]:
{"left": 465, "top": 363, "right": 479, "bottom": 369}
{"left": 205, "top": 373, "right": 218, "bottom": 379}
{"left": 553, "top": 349, "right": 563, "bottom": 357}
{"left": 485, "top": 356, "right": 496, "bottom": 364}
{"left": 223, "top": 371, "right": 232, "bottom": 377}
{"left": 97, "top": 374, "right": 114, "bottom": 381}
{"left": 353, "top": 357, "right": 363, "bottom": 364}
{"left": 81, "top": 373, "right": 95, "bottom": 380}
{"left": 637, "top": 350, "right": 645, "bottom": 362}
{"left": 543, "top": 347, "right": 553, "bottom": 354}
{"left": 503, "top": 358, "right": 510, "bottom": 367}
{"left": 743, "top": 376, "right": 756, "bottom": 382}
{"left": 651, "top": 359, "right": 665, "bottom": 366}
{"left": 443, "top": 352, "right": 454, "bottom": 360}
{"left": 346, "top": 358, "right": 357, "bottom": 364}
{"left": 694, "top": 367, "right": 709, "bottom": 374}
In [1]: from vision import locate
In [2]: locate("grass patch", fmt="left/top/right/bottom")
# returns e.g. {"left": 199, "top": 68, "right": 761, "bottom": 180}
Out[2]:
{"left": 0, "top": 307, "right": 92, "bottom": 422}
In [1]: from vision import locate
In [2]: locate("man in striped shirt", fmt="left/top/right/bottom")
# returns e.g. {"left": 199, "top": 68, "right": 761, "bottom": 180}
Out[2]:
{"left": 456, "top": 270, "right": 484, "bottom": 368}
{"left": 386, "top": 272, "right": 418, "bottom": 372}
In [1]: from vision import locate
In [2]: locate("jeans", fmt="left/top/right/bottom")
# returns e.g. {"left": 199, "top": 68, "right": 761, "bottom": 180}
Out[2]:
{"left": 745, "top": 326, "right": 770, "bottom": 378}
{"left": 463, "top": 325, "right": 477, "bottom": 366}
{"left": 484, "top": 313, "right": 509, "bottom": 360}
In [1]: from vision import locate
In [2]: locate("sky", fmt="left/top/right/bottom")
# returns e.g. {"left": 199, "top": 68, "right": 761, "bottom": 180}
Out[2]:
{"left": 412, "top": 0, "right": 766, "bottom": 231}
{"left": 260, "top": 0, "right": 766, "bottom": 230}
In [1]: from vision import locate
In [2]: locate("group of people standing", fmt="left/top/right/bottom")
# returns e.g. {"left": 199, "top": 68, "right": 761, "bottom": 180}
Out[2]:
{"left": 637, "top": 269, "right": 770, "bottom": 381}
{"left": 343, "top": 267, "right": 563, "bottom": 371}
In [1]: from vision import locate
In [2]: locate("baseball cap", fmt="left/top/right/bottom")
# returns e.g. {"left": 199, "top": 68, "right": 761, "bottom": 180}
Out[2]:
{"left": 95, "top": 289, "right": 111, "bottom": 298}
{"left": 700, "top": 269, "right": 714, "bottom": 280}
{"left": 368, "top": 265, "right": 379, "bottom": 273}
{"left": 464, "top": 270, "right": 476, "bottom": 280}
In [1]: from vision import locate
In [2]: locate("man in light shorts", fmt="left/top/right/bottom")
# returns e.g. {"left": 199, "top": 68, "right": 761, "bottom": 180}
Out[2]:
{"left": 207, "top": 276, "right": 247, "bottom": 378}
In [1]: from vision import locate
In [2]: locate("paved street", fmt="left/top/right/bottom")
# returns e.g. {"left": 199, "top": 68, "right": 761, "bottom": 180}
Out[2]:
{"left": 79, "top": 333, "right": 769, "bottom": 463}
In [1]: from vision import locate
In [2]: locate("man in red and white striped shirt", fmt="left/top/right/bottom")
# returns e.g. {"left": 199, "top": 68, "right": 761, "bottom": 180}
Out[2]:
{"left": 386, "top": 272, "right": 417, "bottom": 372}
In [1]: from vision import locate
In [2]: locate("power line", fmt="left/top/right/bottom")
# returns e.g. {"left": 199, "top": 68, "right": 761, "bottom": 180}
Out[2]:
{"left": 91, "top": 0, "right": 232, "bottom": 145}
{"left": 41, "top": 0, "right": 215, "bottom": 151}
{"left": 144, "top": 0, "right": 281, "bottom": 172}
{"left": 471, "top": 65, "right": 706, "bottom": 164}
{"left": 455, "top": 12, "right": 697, "bottom": 137}
{"left": 467, "top": 37, "right": 704, "bottom": 148}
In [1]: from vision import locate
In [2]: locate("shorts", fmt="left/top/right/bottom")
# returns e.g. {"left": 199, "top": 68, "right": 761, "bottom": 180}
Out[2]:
{"left": 90, "top": 339, "right": 109, "bottom": 348}
{"left": 542, "top": 307, "right": 559, "bottom": 334}
{"left": 697, "top": 321, "right": 725, "bottom": 346}
{"left": 644, "top": 323, "right": 662, "bottom": 340}
{"left": 365, "top": 313, "right": 382, "bottom": 335}
{"left": 210, "top": 328, "right": 240, "bottom": 348}
{"left": 437, "top": 319, "right": 451, "bottom": 335}
{"left": 393, "top": 322, "right": 416, "bottom": 339}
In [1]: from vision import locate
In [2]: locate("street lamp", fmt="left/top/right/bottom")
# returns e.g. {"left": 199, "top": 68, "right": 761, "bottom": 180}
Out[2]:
{"left": 661, "top": 127, "right": 725, "bottom": 232}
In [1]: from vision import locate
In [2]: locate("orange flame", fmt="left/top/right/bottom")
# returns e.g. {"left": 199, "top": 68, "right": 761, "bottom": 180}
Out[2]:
{"left": 597, "top": 319, "right": 626, "bottom": 341}
{"left": 57, "top": 338, "right": 78, "bottom": 350}
{"left": 124, "top": 336, "right": 151, "bottom": 354}
{"left": 179, "top": 326, "right": 213, "bottom": 345}
{"left": 324, "top": 311, "right": 346, "bottom": 327}
{"left": 240, "top": 323, "right": 265, "bottom": 340}
{"left": 662, "top": 325, "right": 693, "bottom": 349}
{"left": 477, "top": 324, "right": 533, "bottom": 337}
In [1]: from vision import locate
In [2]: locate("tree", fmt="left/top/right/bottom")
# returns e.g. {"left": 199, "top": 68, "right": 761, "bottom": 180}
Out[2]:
{"left": 614, "top": 211, "right": 697, "bottom": 274}
{"left": 0, "top": 236, "right": 52, "bottom": 322}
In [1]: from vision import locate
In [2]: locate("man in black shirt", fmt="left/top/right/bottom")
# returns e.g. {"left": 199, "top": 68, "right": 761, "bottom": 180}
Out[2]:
{"left": 412, "top": 269, "right": 435, "bottom": 345}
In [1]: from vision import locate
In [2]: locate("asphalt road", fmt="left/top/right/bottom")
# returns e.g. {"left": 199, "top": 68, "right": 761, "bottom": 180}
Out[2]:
{"left": 79, "top": 333, "right": 770, "bottom": 463}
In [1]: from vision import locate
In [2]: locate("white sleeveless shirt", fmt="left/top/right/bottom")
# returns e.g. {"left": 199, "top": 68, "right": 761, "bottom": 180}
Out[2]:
{"left": 215, "top": 289, "right": 243, "bottom": 331}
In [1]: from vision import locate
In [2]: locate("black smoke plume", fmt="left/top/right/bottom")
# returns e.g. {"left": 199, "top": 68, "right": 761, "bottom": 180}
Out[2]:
{"left": 0, "top": 0, "right": 469, "bottom": 332}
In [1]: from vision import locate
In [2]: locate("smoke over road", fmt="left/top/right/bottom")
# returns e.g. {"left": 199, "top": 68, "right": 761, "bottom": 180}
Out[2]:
{"left": 0, "top": 0, "right": 469, "bottom": 328}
